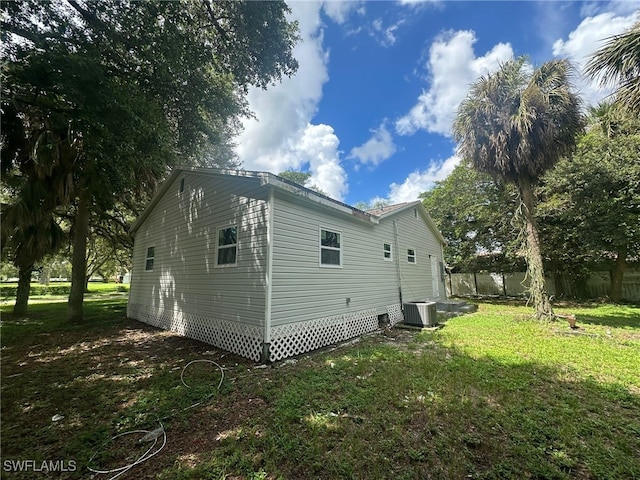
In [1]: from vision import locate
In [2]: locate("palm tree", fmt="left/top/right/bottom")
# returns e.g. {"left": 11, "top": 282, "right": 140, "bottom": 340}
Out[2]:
{"left": 1, "top": 102, "right": 71, "bottom": 315}
{"left": 453, "top": 57, "right": 583, "bottom": 320}
{"left": 585, "top": 21, "right": 640, "bottom": 114}
{"left": 1, "top": 191, "right": 66, "bottom": 316}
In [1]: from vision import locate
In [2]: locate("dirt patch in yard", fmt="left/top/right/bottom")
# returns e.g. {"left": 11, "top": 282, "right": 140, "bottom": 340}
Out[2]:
{"left": 1, "top": 306, "right": 429, "bottom": 479}
{"left": 4, "top": 300, "right": 639, "bottom": 479}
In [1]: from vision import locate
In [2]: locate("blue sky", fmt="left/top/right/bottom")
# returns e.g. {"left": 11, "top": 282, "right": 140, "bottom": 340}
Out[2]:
{"left": 235, "top": 1, "right": 638, "bottom": 205}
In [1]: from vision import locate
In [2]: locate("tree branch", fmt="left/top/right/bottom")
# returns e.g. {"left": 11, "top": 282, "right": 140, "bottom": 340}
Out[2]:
{"left": 1, "top": 22, "right": 46, "bottom": 47}
{"left": 98, "top": 211, "right": 131, "bottom": 234}
{"left": 0, "top": 21, "right": 82, "bottom": 49}
{"left": 65, "top": 0, "right": 112, "bottom": 37}
{"left": 200, "top": 0, "right": 231, "bottom": 43}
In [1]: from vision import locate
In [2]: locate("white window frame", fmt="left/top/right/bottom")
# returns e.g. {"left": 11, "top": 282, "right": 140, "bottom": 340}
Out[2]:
{"left": 407, "top": 248, "right": 417, "bottom": 264}
{"left": 179, "top": 177, "right": 185, "bottom": 194}
{"left": 383, "top": 242, "right": 393, "bottom": 261}
{"left": 319, "top": 227, "right": 342, "bottom": 268}
{"left": 215, "top": 224, "right": 238, "bottom": 268}
{"left": 145, "top": 246, "right": 155, "bottom": 272}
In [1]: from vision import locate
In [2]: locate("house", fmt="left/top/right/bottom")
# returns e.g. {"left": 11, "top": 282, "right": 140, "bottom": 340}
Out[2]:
{"left": 127, "top": 168, "right": 447, "bottom": 362}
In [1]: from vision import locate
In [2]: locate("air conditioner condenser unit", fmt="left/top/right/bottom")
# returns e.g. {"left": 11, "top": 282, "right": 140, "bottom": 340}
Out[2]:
{"left": 403, "top": 301, "right": 438, "bottom": 327}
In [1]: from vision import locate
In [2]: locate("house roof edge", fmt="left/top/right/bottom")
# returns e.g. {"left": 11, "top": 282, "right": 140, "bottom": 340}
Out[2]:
{"left": 373, "top": 201, "right": 446, "bottom": 245}
{"left": 130, "top": 167, "right": 379, "bottom": 234}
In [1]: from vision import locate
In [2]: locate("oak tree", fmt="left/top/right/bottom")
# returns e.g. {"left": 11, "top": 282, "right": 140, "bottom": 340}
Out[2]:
{"left": 1, "top": 1, "right": 299, "bottom": 321}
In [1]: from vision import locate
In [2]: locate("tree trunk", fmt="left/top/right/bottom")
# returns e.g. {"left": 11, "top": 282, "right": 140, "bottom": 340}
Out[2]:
{"left": 517, "top": 177, "right": 554, "bottom": 321}
{"left": 86, "top": 256, "right": 109, "bottom": 291}
{"left": 609, "top": 246, "right": 627, "bottom": 303}
{"left": 14, "top": 264, "right": 33, "bottom": 316}
{"left": 68, "top": 188, "right": 90, "bottom": 323}
{"left": 39, "top": 266, "right": 51, "bottom": 285}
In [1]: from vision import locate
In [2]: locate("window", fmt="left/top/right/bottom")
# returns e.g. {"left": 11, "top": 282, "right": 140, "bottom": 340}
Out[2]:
{"left": 320, "top": 228, "right": 341, "bottom": 267}
{"left": 179, "top": 177, "right": 185, "bottom": 193}
{"left": 407, "top": 248, "right": 416, "bottom": 264}
{"left": 383, "top": 243, "right": 392, "bottom": 261}
{"left": 145, "top": 247, "right": 155, "bottom": 271}
{"left": 216, "top": 225, "right": 238, "bottom": 266}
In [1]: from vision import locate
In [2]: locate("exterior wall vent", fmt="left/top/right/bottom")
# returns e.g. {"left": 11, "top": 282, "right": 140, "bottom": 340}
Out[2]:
{"left": 403, "top": 301, "right": 437, "bottom": 327}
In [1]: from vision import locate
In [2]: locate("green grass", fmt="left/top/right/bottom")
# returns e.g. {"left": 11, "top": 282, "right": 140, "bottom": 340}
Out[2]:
{"left": 0, "top": 282, "right": 129, "bottom": 300}
{"left": 1, "top": 298, "right": 638, "bottom": 479}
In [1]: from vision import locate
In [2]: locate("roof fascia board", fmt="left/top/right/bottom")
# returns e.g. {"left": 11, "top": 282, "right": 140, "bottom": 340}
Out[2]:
{"left": 130, "top": 167, "right": 265, "bottom": 235}
{"left": 131, "top": 166, "right": 260, "bottom": 235}
{"left": 130, "top": 169, "right": 181, "bottom": 235}
{"left": 260, "top": 173, "right": 378, "bottom": 224}
{"left": 375, "top": 201, "right": 418, "bottom": 220}
{"left": 131, "top": 167, "right": 379, "bottom": 234}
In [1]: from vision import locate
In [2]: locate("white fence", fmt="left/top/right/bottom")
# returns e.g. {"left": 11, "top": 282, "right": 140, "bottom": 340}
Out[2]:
{"left": 446, "top": 270, "right": 640, "bottom": 301}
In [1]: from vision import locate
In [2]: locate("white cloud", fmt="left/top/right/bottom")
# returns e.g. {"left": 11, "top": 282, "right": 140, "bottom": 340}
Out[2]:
{"left": 235, "top": 1, "right": 348, "bottom": 201}
{"left": 349, "top": 122, "right": 396, "bottom": 167}
{"left": 579, "top": 1, "right": 640, "bottom": 18}
{"left": 397, "top": 0, "right": 441, "bottom": 6}
{"left": 385, "top": 154, "right": 460, "bottom": 203}
{"left": 299, "top": 124, "right": 348, "bottom": 201}
{"left": 371, "top": 17, "right": 405, "bottom": 47}
{"left": 395, "top": 30, "right": 514, "bottom": 137}
{"left": 322, "top": 0, "right": 363, "bottom": 25}
{"left": 552, "top": 12, "right": 637, "bottom": 108}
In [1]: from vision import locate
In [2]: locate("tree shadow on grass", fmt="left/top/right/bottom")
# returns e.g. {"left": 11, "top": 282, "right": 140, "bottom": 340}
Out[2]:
{"left": 0, "top": 306, "right": 252, "bottom": 479}
{"left": 416, "top": 348, "right": 640, "bottom": 480}
{"left": 140, "top": 335, "right": 640, "bottom": 480}
{"left": 1, "top": 303, "right": 639, "bottom": 479}
{"left": 575, "top": 310, "right": 640, "bottom": 330}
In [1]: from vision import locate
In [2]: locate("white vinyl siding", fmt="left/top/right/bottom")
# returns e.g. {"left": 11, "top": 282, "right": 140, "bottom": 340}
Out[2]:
{"left": 393, "top": 207, "right": 444, "bottom": 301}
{"left": 270, "top": 192, "right": 400, "bottom": 326}
{"left": 129, "top": 173, "right": 268, "bottom": 328}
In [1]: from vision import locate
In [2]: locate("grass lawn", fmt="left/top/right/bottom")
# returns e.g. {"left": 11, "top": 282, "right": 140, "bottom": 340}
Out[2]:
{"left": 1, "top": 297, "right": 638, "bottom": 479}
{"left": 0, "top": 282, "right": 129, "bottom": 302}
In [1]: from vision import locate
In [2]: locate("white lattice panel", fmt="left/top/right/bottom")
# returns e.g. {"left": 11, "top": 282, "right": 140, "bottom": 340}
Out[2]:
{"left": 387, "top": 304, "right": 404, "bottom": 325}
{"left": 269, "top": 309, "right": 378, "bottom": 362}
{"left": 127, "top": 302, "right": 397, "bottom": 363}
{"left": 128, "top": 303, "right": 263, "bottom": 361}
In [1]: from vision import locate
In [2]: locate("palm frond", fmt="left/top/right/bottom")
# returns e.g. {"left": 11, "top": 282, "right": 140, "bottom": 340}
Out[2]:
{"left": 585, "top": 21, "right": 640, "bottom": 113}
{"left": 453, "top": 56, "right": 583, "bottom": 184}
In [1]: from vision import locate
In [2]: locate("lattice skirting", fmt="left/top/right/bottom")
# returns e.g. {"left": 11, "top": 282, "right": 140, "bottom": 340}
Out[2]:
{"left": 269, "top": 308, "right": 379, "bottom": 362}
{"left": 128, "top": 303, "right": 405, "bottom": 363}
{"left": 386, "top": 303, "right": 404, "bottom": 325}
{"left": 127, "top": 303, "right": 263, "bottom": 361}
